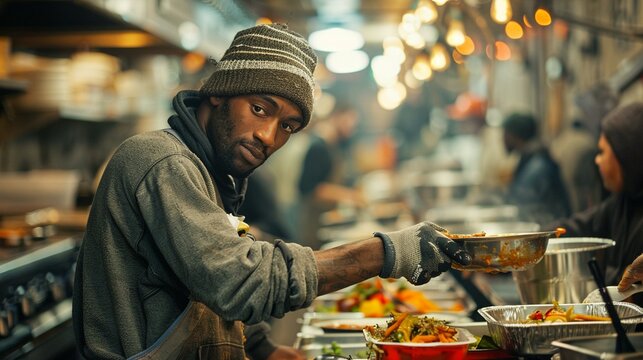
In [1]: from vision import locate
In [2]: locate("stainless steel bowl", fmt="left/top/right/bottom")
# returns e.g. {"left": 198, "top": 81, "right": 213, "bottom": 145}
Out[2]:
{"left": 450, "top": 230, "right": 555, "bottom": 272}
{"left": 512, "top": 238, "right": 615, "bottom": 304}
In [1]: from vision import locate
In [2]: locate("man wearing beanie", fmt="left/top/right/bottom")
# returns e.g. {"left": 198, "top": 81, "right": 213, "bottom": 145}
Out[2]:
{"left": 551, "top": 102, "right": 643, "bottom": 306}
{"left": 73, "top": 23, "right": 471, "bottom": 359}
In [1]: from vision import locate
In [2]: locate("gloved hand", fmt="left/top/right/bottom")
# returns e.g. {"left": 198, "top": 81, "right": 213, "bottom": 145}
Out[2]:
{"left": 618, "top": 253, "right": 643, "bottom": 291}
{"left": 374, "top": 222, "right": 472, "bottom": 285}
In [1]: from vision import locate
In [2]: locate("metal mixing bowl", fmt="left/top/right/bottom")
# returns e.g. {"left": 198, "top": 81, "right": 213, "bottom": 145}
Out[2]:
{"left": 450, "top": 230, "right": 556, "bottom": 272}
{"left": 512, "top": 238, "right": 615, "bottom": 304}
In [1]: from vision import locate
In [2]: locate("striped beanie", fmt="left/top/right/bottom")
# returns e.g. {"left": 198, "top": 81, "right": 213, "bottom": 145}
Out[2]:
{"left": 200, "top": 23, "right": 318, "bottom": 129}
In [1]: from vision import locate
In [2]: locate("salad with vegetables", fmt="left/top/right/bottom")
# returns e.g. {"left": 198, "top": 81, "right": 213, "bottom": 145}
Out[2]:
{"left": 523, "top": 300, "right": 612, "bottom": 323}
{"left": 322, "top": 278, "right": 461, "bottom": 317}
{"left": 365, "top": 313, "right": 459, "bottom": 343}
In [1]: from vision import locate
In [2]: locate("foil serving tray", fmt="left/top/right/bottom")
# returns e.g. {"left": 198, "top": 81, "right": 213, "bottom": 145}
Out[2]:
{"left": 478, "top": 302, "right": 643, "bottom": 356}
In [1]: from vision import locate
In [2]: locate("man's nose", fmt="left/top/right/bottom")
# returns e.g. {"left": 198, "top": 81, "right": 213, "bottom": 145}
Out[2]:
{"left": 255, "top": 119, "right": 278, "bottom": 147}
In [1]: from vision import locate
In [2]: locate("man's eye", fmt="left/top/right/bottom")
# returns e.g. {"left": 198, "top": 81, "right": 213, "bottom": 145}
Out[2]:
{"left": 252, "top": 104, "right": 266, "bottom": 115}
{"left": 281, "top": 122, "right": 296, "bottom": 134}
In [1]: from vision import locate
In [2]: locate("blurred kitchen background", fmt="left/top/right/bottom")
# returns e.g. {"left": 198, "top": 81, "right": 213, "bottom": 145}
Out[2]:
{"left": 0, "top": 0, "right": 641, "bottom": 359}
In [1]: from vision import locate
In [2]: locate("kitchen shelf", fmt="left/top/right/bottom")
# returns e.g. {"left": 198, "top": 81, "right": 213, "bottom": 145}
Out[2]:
{"left": 0, "top": 0, "right": 247, "bottom": 58}
{"left": 0, "top": 106, "right": 136, "bottom": 143}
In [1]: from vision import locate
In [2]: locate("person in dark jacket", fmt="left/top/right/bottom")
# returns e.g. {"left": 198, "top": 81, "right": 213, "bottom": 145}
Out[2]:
{"left": 73, "top": 23, "right": 471, "bottom": 360}
{"left": 502, "top": 113, "right": 571, "bottom": 224}
{"left": 552, "top": 102, "right": 643, "bottom": 305}
{"left": 297, "top": 100, "right": 365, "bottom": 249}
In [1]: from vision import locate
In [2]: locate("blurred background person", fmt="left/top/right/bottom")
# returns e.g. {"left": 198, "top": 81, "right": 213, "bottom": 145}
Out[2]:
{"left": 502, "top": 113, "right": 571, "bottom": 224}
{"left": 392, "top": 89, "right": 432, "bottom": 163}
{"left": 551, "top": 102, "right": 643, "bottom": 305}
{"left": 297, "top": 100, "right": 365, "bottom": 249}
{"left": 550, "top": 117, "right": 604, "bottom": 213}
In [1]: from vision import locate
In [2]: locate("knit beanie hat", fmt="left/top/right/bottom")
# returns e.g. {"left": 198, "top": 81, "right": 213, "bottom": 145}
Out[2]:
{"left": 200, "top": 23, "right": 317, "bottom": 129}
{"left": 601, "top": 102, "right": 643, "bottom": 196}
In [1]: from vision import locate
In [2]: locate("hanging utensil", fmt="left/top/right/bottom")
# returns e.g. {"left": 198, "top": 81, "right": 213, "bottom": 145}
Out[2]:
{"left": 588, "top": 258, "right": 636, "bottom": 353}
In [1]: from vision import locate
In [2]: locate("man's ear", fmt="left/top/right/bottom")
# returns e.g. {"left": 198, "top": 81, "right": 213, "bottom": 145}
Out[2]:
{"left": 209, "top": 96, "right": 224, "bottom": 107}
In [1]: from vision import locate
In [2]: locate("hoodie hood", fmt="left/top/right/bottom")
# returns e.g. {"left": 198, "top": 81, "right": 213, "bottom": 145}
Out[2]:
{"left": 168, "top": 90, "right": 247, "bottom": 214}
{"left": 601, "top": 102, "right": 643, "bottom": 199}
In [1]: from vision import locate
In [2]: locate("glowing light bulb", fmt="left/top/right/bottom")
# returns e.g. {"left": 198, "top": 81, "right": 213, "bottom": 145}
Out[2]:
{"left": 432, "top": 0, "right": 449, "bottom": 6}
{"left": 430, "top": 43, "right": 450, "bottom": 71}
{"left": 377, "top": 82, "right": 407, "bottom": 110}
{"left": 415, "top": 0, "right": 438, "bottom": 23}
{"left": 452, "top": 50, "right": 464, "bottom": 64}
{"left": 535, "top": 8, "right": 552, "bottom": 26}
{"left": 412, "top": 54, "right": 432, "bottom": 81}
{"left": 486, "top": 41, "right": 511, "bottom": 61}
{"left": 383, "top": 36, "right": 406, "bottom": 64}
{"left": 455, "top": 35, "right": 475, "bottom": 55}
{"left": 505, "top": 20, "right": 524, "bottom": 39}
{"left": 490, "top": 0, "right": 512, "bottom": 24}
{"left": 446, "top": 19, "right": 466, "bottom": 47}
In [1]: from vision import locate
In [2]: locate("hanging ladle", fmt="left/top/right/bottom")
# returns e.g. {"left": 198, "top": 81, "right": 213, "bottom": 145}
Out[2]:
{"left": 588, "top": 258, "right": 636, "bottom": 353}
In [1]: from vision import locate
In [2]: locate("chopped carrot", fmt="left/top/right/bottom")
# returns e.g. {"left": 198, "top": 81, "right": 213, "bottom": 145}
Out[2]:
{"left": 411, "top": 334, "right": 438, "bottom": 343}
{"left": 573, "top": 313, "right": 611, "bottom": 321}
{"left": 438, "top": 333, "right": 449, "bottom": 343}
{"left": 383, "top": 313, "right": 408, "bottom": 338}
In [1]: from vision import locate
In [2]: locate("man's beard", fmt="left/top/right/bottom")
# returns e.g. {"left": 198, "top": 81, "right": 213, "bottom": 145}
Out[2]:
{"left": 207, "top": 100, "right": 258, "bottom": 179}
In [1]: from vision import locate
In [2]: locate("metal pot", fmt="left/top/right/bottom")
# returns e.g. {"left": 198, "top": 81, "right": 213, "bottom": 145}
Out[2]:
{"left": 512, "top": 238, "right": 615, "bottom": 304}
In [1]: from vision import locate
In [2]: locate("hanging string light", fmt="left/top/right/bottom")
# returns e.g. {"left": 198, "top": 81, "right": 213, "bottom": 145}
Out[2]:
{"left": 372, "top": 0, "right": 543, "bottom": 111}
{"left": 490, "top": 0, "right": 512, "bottom": 24}
{"left": 505, "top": 20, "right": 524, "bottom": 39}
{"left": 415, "top": 0, "right": 438, "bottom": 24}
{"left": 455, "top": 35, "right": 475, "bottom": 55}
{"left": 412, "top": 53, "right": 433, "bottom": 80}
{"left": 430, "top": 43, "right": 450, "bottom": 71}
{"left": 445, "top": 11, "right": 466, "bottom": 47}
{"left": 534, "top": 8, "right": 552, "bottom": 26}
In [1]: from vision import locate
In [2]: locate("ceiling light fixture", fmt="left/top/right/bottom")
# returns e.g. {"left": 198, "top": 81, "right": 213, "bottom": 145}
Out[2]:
{"left": 325, "top": 50, "right": 369, "bottom": 74}
{"left": 308, "top": 27, "right": 365, "bottom": 52}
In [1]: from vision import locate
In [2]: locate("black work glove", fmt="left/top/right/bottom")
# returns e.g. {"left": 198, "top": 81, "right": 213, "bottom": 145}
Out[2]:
{"left": 374, "top": 222, "right": 471, "bottom": 285}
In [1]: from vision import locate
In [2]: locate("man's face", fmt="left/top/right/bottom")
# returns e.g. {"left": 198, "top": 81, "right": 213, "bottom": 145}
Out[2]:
{"left": 206, "top": 95, "right": 303, "bottom": 178}
{"left": 595, "top": 133, "right": 624, "bottom": 193}
{"left": 503, "top": 131, "right": 519, "bottom": 153}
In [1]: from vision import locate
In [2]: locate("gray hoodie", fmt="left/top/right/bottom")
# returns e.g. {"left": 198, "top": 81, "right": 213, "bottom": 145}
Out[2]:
{"left": 73, "top": 96, "right": 318, "bottom": 359}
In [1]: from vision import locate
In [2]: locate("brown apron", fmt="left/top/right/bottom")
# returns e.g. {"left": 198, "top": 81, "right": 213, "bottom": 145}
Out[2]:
{"left": 128, "top": 301, "right": 247, "bottom": 360}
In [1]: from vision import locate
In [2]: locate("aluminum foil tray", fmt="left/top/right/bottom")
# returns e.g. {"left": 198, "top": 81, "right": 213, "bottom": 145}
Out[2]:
{"left": 478, "top": 302, "right": 643, "bottom": 356}
{"left": 552, "top": 333, "right": 643, "bottom": 360}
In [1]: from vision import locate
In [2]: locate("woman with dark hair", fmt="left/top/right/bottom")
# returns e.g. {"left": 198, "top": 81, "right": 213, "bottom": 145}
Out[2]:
{"left": 551, "top": 102, "right": 643, "bottom": 305}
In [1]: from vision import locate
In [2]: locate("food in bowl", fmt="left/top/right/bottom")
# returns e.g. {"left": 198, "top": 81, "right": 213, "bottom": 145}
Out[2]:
{"left": 477, "top": 302, "right": 643, "bottom": 356}
{"left": 365, "top": 313, "right": 460, "bottom": 343}
{"left": 363, "top": 313, "right": 476, "bottom": 359}
{"left": 317, "top": 278, "right": 464, "bottom": 317}
{"left": 524, "top": 300, "right": 611, "bottom": 323}
{"left": 435, "top": 227, "right": 563, "bottom": 272}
